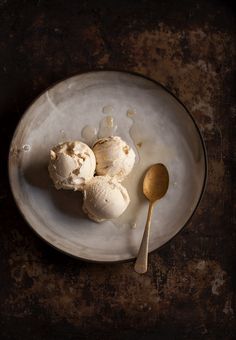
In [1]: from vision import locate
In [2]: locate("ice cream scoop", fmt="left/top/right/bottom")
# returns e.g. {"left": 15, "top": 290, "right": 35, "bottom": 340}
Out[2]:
{"left": 83, "top": 176, "right": 130, "bottom": 222}
{"left": 93, "top": 136, "right": 135, "bottom": 181}
{"left": 48, "top": 141, "right": 96, "bottom": 191}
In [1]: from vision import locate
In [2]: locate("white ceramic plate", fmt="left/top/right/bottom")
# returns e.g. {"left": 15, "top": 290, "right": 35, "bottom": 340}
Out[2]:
{"left": 8, "top": 71, "right": 207, "bottom": 262}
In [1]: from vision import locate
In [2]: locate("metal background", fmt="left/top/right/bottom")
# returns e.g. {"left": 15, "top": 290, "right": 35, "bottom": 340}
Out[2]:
{"left": 0, "top": 0, "right": 235, "bottom": 339}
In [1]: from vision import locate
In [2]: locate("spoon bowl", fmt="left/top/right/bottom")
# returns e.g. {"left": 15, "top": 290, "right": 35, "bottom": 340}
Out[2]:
{"left": 143, "top": 163, "right": 169, "bottom": 202}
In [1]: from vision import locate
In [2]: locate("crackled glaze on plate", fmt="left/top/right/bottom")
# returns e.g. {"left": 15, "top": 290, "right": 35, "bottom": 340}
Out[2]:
{"left": 8, "top": 71, "right": 207, "bottom": 262}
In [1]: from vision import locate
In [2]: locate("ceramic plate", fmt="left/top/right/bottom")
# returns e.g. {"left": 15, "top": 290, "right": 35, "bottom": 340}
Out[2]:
{"left": 8, "top": 71, "right": 207, "bottom": 262}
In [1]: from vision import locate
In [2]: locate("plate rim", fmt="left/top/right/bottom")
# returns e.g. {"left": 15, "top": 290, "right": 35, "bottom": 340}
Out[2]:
{"left": 8, "top": 69, "right": 208, "bottom": 263}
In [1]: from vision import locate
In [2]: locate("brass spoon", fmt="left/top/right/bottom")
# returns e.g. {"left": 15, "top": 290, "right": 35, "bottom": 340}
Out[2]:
{"left": 134, "top": 163, "right": 169, "bottom": 274}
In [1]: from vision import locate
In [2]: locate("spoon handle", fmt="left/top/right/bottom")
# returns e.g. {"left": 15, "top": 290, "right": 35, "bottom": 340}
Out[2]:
{"left": 134, "top": 202, "right": 154, "bottom": 274}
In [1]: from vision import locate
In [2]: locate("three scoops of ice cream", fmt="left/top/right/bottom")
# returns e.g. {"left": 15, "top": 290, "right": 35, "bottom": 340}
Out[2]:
{"left": 48, "top": 136, "right": 135, "bottom": 222}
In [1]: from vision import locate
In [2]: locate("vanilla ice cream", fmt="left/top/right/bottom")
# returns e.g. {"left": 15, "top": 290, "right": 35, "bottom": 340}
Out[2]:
{"left": 93, "top": 136, "right": 135, "bottom": 181}
{"left": 48, "top": 141, "right": 96, "bottom": 191}
{"left": 83, "top": 176, "right": 130, "bottom": 222}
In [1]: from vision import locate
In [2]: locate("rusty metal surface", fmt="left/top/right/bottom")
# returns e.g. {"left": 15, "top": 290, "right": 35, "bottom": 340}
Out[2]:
{"left": 0, "top": 0, "right": 235, "bottom": 339}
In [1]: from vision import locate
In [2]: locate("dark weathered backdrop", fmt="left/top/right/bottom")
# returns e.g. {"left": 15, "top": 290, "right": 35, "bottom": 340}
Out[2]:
{"left": 0, "top": 0, "right": 235, "bottom": 339}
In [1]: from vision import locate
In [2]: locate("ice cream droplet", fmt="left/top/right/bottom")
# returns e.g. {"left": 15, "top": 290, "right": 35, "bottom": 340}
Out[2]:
{"left": 81, "top": 125, "right": 98, "bottom": 146}
{"left": 127, "top": 108, "right": 137, "bottom": 117}
{"left": 98, "top": 115, "right": 117, "bottom": 138}
{"left": 102, "top": 105, "right": 114, "bottom": 114}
